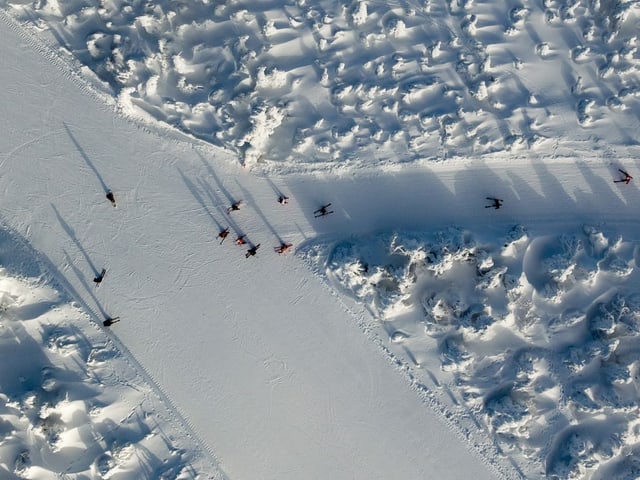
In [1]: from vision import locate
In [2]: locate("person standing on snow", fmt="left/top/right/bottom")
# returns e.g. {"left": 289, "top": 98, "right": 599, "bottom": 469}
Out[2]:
{"left": 106, "top": 191, "right": 116, "bottom": 207}
{"left": 274, "top": 242, "right": 293, "bottom": 254}
{"left": 314, "top": 203, "right": 333, "bottom": 217}
{"left": 103, "top": 316, "right": 120, "bottom": 327}
{"left": 614, "top": 169, "right": 633, "bottom": 184}
{"left": 93, "top": 268, "right": 106, "bottom": 286}
{"left": 227, "top": 200, "right": 242, "bottom": 214}
{"left": 218, "top": 228, "right": 230, "bottom": 244}
{"left": 485, "top": 197, "right": 503, "bottom": 209}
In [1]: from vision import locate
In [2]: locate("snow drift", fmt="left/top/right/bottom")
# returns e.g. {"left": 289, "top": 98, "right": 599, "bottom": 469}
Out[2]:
{"left": 302, "top": 224, "right": 640, "bottom": 479}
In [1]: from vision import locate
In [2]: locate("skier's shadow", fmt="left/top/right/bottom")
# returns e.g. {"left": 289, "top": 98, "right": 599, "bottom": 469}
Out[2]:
{"left": 196, "top": 151, "right": 238, "bottom": 204}
{"left": 236, "top": 180, "right": 284, "bottom": 244}
{"left": 574, "top": 162, "right": 629, "bottom": 212}
{"left": 63, "top": 249, "right": 109, "bottom": 319}
{"left": 177, "top": 168, "right": 224, "bottom": 231}
{"left": 265, "top": 176, "right": 287, "bottom": 202}
{"left": 63, "top": 123, "right": 111, "bottom": 196}
{"left": 51, "top": 204, "right": 100, "bottom": 278}
{"left": 36, "top": 247, "right": 111, "bottom": 327}
{"left": 198, "top": 178, "right": 244, "bottom": 237}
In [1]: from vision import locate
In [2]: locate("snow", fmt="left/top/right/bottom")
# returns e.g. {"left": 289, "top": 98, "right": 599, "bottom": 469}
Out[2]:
{"left": 309, "top": 225, "right": 640, "bottom": 478}
{"left": 0, "top": 0, "right": 638, "bottom": 478}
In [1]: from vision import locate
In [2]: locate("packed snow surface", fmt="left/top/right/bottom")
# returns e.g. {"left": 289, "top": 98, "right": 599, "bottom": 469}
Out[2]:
{"left": 0, "top": 0, "right": 639, "bottom": 478}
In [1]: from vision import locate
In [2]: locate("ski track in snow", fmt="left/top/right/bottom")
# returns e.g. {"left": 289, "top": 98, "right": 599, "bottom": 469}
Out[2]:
{"left": 0, "top": 1, "right": 639, "bottom": 479}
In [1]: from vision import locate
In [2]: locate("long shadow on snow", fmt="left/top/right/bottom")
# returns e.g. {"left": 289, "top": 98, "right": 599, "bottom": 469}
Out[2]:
{"left": 195, "top": 151, "right": 237, "bottom": 205}
{"left": 63, "top": 123, "right": 111, "bottom": 195}
{"left": 51, "top": 204, "right": 100, "bottom": 277}
{"left": 197, "top": 177, "right": 245, "bottom": 238}
{"left": 289, "top": 166, "right": 464, "bottom": 242}
{"left": 177, "top": 167, "right": 224, "bottom": 231}
{"left": 574, "top": 162, "right": 629, "bottom": 213}
{"left": 235, "top": 180, "right": 284, "bottom": 245}
{"left": 62, "top": 249, "right": 109, "bottom": 320}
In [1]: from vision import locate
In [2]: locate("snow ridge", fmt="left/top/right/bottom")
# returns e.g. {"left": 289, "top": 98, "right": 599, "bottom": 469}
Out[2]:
{"left": 3, "top": 0, "right": 639, "bottom": 170}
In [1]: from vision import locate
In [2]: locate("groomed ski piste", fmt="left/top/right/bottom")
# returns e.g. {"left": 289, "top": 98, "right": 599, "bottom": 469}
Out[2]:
{"left": 0, "top": 0, "right": 639, "bottom": 478}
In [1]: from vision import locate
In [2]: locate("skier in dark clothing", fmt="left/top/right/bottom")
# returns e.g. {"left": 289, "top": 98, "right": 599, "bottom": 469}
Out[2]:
{"left": 485, "top": 197, "right": 503, "bottom": 209}
{"left": 246, "top": 244, "right": 260, "bottom": 258}
{"left": 274, "top": 242, "right": 293, "bottom": 254}
{"left": 106, "top": 191, "right": 116, "bottom": 207}
{"left": 103, "top": 316, "right": 120, "bottom": 327}
{"left": 94, "top": 268, "right": 106, "bottom": 285}
{"left": 218, "top": 227, "right": 230, "bottom": 244}
{"left": 278, "top": 195, "right": 289, "bottom": 205}
{"left": 314, "top": 203, "right": 334, "bottom": 217}
{"left": 227, "top": 200, "right": 242, "bottom": 214}
{"left": 614, "top": 169, "right": 633, "bottom": 184}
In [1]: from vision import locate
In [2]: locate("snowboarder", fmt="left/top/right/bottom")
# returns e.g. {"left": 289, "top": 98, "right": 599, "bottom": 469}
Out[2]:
{"left": 103, "top": 316, "right": 120, "bottom": 327}
{"left": 246, "top": 244, "right": 260, "bottom": 258}
{"left": 614, "top": 169, "right": 633, "bottom": 184}
{"left": 227, "top": 200, "right": 242, "bottom": 214}
{"left": 106, "top": 191, "right": 116, "bottom": 207}
{"left": 278, "top": 195, "right": 289, "bottom": 205}
{"left": 485, "top": 197, "right": 503, "bottom": 209}
{"left": 93, "top": 268, "right": 106, "bottom": 286}
{"left": 218, "top": 227, "right": 230, "bottom": 244}
{"left": 314, "top": 203, "right": 334, "bottom": 218}
{"left": 274, "top": 242, "right": 293, "bottom": 254}
{"left": 235, "top": 234, "right": 247, "bottom": 245}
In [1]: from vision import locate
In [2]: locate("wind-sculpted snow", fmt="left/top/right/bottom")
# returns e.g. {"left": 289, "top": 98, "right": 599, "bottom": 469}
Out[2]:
{"left": 305, "top": 225, "right": 640, "bottom": 479}
{"left": 0, "top": 227, "right": 220, "bottom": 479}
{"left": 3, "top": 0, "right": 639, "bottom": 170}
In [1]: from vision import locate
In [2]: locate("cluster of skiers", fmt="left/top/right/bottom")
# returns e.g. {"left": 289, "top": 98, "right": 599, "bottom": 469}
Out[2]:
{"left": 218, "top": 195, "right": 335, "bottom": 258}
{"left": 94, "top": 187, "right": 338, "bottom": 327}
{"left": 94, "top": 166, "right": 633, "bottom": 327}
{"left": 220, "top": 196, "right": 286, "bottom": 257}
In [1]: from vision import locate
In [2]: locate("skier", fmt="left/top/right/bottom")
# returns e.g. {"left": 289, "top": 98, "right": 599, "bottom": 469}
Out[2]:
{"left": 278, "top": 195, "right": 289, "bottom": 205}
{"left": 614, "top": 169, "right": 633, "bottom": 184}
{"left": 218, "top": 227, "right": 230, "bottom": 244}
{"left": 485, "top": 197, "right": 503, "bottom": 209}
{"left": 246, "top": 244, "right": 260, "bottom": 258}
{"left": 227, "top": 200, "right": 242, "bottom": 214}
{"left": 106, "top": 191, "right": 116, "bottom": 207}
{"left": 274, "top": 242, "right": 293, "bottom": 254}
{"left": 314, "top": 203, "right": 334, "bottom": 218}
{"left": 103, "top": 316, "right": 120, "bottom": 327}
{"left": 93, "top": 268, "right": 106, "bottom": 286}
{"left": 235, "top": 234, "right": 247, "bottom": 245}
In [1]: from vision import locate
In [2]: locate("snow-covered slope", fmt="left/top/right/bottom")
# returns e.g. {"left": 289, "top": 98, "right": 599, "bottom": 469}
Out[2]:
{"left": 0, "top": 14, "right": 509, "bottom": 480}
{"left": 1, "top": 0, "right": 639, "bottom": 478}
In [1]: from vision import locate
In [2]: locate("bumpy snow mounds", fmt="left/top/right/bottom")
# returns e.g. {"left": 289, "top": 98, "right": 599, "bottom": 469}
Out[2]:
{"left": 303, "top": 224, "right": 640, "bottom": 479}
{"left": 4, "top": 0, "right": 639, "bottom": 169}
{"left": 0, "top": 227, "right": 221, "bottom": 480}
